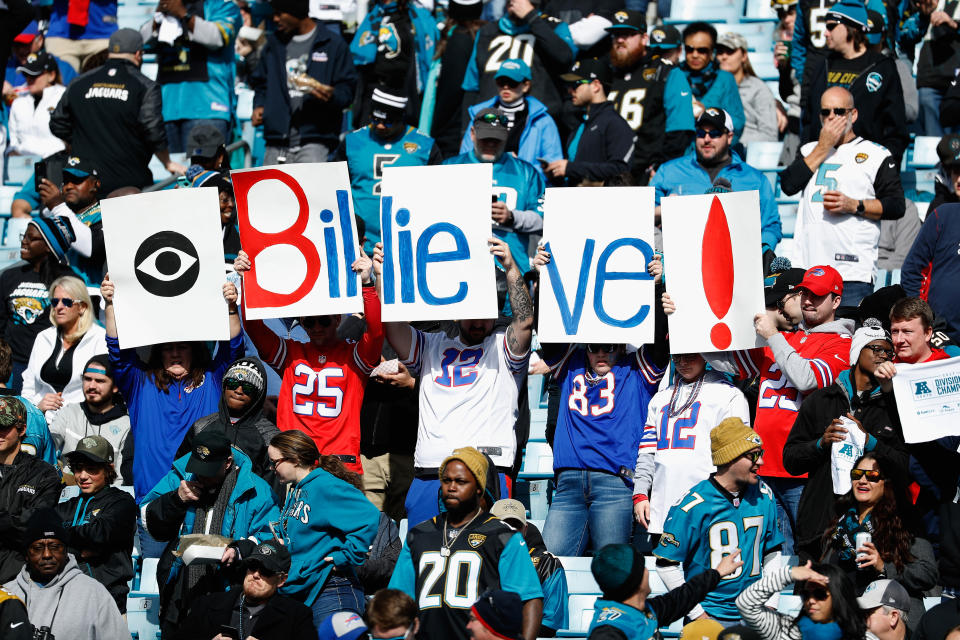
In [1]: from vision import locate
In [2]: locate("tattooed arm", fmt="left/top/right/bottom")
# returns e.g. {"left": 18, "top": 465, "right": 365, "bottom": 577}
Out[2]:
{"left": 490, "top": 237, "right": 534, "bottom": 356}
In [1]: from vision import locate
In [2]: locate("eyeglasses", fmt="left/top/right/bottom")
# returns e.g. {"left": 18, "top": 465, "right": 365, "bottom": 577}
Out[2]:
{"left": 684, "top": 45, "right": 711, "bottom": 55}
{"left": 825, "top": 21, "right": 840, "bottom": 31}
{"left": 51, "top": 297, "right": 75, "bottom": 308}
{"left": 495, "top": 77, "right": 521, "bottom": 89}
{"left": 850, "top": 468, "right": 884, "bottom": 482}
{"left": 802, "top": 586, "right": 830, "bottom": 601}
{"left": 586, "top": 344, "right": 616, "bottom": 354}
{"left": 368, "top": 623, "right": 414, "bottom": 640}
{"left": 223, "top": 377, "right": 257, "bottom": 396}
{"left": 476, "top": 112, "right": 509, "bottom": 126}
{"left": 819, "top": 107, "right": 851, "bottom": 117}
{"left": 696, "top": 128, "right": 725, "bottom": 139}
{"left": 269, "top": 457, "right": 289, "bottom": 470}
{"left": 775, "top": 292, "right": 800, "bottom": 311}
{"left": 864, "top": 344, "right": 895, "bottom": 359}
{"left": 301, "top": 316, "right": 333, "bottom": 329}
{"left": 741, "top": 449, "right": 764, "bottom": 463}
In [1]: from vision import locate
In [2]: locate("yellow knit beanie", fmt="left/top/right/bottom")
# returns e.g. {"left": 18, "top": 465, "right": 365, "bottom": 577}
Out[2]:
{"left": 440, "top": 447, "right": 489, "bottom": 493}
{"left": 710, "top": 418, "right": 763, "bottom": 466}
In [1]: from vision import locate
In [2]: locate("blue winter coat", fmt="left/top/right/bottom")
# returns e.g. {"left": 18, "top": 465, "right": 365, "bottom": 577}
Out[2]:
{"left": 459, "top": 96, "right": 563, "bottom": 179}
{"left": 350, "top": 4, "right": 437, "bottom": 94}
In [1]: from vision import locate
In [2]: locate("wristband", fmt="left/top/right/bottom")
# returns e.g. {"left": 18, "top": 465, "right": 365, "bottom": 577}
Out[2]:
{"left": 633, "top": 494, "right": 648, "bottom": 505}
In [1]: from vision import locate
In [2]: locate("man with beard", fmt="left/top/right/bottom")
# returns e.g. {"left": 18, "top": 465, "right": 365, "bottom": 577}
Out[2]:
{"left": 388, "top": 448, "right": 543, "bottom": 640}
{"left": 650, "top": 108, "right": 782, "bottom": 260}
{"left": 605, "top": 10, "right": 695, "bottom": 184}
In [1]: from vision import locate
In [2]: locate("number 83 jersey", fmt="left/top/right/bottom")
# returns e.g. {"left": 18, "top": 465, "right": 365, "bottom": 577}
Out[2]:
{"left": 655, "top": 477, "right": 783, "bottom": 620}
{"left": 389, "top": 515, "right": 543, "bottom": 640}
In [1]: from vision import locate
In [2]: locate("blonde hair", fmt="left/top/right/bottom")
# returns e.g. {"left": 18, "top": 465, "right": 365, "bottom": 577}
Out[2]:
{"left": 48, "top": 276, "right": 94, "bottom": 342}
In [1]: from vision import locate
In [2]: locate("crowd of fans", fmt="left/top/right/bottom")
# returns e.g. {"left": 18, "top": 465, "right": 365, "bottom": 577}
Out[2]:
{"left": 2, "top": 0, "right": 960, "bottom": 638}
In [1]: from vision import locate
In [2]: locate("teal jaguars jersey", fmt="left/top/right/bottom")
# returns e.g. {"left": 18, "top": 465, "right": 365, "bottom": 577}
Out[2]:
{"left": 345, "top": 125, "right": 438, "bottom": 251}
{"left": 654, "top": 477, "right": 783, "bottom": 620}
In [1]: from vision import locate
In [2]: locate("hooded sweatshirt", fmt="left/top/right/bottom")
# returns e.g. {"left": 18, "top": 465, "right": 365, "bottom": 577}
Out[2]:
{"left": 48, "top": 399, "right": 133, "bottom": 485}
{"left": 3, "top": 554, "right": 129, "bottom": 640}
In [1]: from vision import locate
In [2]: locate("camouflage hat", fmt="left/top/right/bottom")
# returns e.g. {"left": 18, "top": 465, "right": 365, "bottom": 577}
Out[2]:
{"left": 0, "top": 397, "right": 27, "bottom": 429}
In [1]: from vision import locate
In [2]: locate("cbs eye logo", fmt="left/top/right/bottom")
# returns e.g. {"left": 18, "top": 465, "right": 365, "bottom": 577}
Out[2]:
{"left": 134, "top": 231, "right": 200, "bottom": 297}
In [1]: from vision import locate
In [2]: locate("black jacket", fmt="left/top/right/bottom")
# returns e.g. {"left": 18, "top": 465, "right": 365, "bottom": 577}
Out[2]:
{"left": 0, "top": 452, "right": 61, "bottom": 583}
{"left": 783, "top": 369, "right": 907, "bottom": 556}
{"left": 0, "top": 261, "right": 77, "bottom": 364}
{"left": 250, "top": 22, "right": 357, "bottom": 148}
{"left": 563, "top": 100, "right": 635, "bottom": 185}
{"left": 49, "top": 58, "right": 167, "bottom": 194}
{"left": 173, "top": 588, "right": 316, "bottom": 640}
{"left": 54, "top": 486, "right": 137, "bottom": 612}
{"left": 929, "top": 176, "right": 960, "bottom": 214}
{"left": 800, "top": 50, "right": 908, "bottom": 163}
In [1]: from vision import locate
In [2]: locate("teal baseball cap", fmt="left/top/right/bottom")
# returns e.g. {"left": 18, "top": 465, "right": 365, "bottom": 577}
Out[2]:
{"left": 495, "top": 58, "right": 531, "bottom": 83}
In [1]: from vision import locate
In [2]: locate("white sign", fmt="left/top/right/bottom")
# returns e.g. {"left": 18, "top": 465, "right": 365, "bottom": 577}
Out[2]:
{"left": 379, "top": 163, "right": 497, "bottom": 322}
{"left": 538, "top": 187, "right": 657, "bottom": 344}
{"left": 892, "top": 356, "right": 960, "bottom": 443}
{"left": 231, "top": 162, "right": 362, "bottom": 320}
{"left": 661, "top": 191, "right": 766, "bottom": 353}
{"left": 101, "top": 189, "right": 230, "bottom": 349}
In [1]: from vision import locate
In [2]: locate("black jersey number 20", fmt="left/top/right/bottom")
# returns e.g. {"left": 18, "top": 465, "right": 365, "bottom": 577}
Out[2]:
{"left": 419, "top": 550, "right": 483, "bottom": 609}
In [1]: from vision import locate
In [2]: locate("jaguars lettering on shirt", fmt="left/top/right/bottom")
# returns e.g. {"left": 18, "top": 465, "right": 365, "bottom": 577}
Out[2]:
{"left": 8, "top": 283, "right": 49, "bottom": 326}
{"left": 655, "top": 476, "right": 783, "bottom": 620}
{"left": 83, "top": 84, "right": 130, "bottom": 101}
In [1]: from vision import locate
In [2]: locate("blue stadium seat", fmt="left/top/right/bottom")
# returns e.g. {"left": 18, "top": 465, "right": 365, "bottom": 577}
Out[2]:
{"left": 874, "top": 269, "right": 901, "bottom": 291}
{"left": 565, "top": 594, "right": 599, "bottom": 633}
{"left": 236, "top": 87, "right": 254, "bottom": 121}
{"left": 0, "top": 186, "right": 20, "bottom": 214}
{"left": 743, "top": 0, "right": 779, "bottom": 20}
{"left": 667, "top": 0, "right": 744, "bottom": 23}
{"left": 527, "top": 518, "right": 545, "bottom": 531}
{"left": 519, "top": 442, "right": 553, "bottom": 479}
{"left": 910, "top": 136, "right": 940, "bottom": 169}
{"left": 133, "top": 557, "right": 160, "bottom": 597}
{"left": 778, "top": 203, "right": 797, "bottom": 238}
{"left": 141, "top": 62, "right": 158, "bottom": 81}
{"left": 399, "top": 518, "right": 408, "bottom": 544}
{"left": 746, "top": 140, "right": 784, "bottom": 171}
{"left": 127, "top": 595, "right": 162, "bottom": 640}
{"left": 4, "top": 155, "right": 40, "bottom": 187}
{"left": 559, "top": 556, "right": 599, "bottom": 594}
{"left": 59, "top": 485, "right": 81, "bottom": 502}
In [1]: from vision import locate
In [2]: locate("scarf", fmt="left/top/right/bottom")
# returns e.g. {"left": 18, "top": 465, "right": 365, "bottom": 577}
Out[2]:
{"left": 684, "top": 61, "right": 718, "bottom": 100}
{"left": 832, "top": 507, "right": 874, "bottom": 563}
{"left": 185, "top": 467, "right": 239, "bottom": 590}
{"left": 796, "top": 616, "right": 844, "bottom": 640}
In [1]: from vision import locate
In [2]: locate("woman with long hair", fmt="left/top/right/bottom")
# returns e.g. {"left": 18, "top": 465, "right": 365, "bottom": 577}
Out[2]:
{"left": 737, "top": 560, "right": 866, "bottom": 639}
{"left": 823, "top": 452, "right": 938, "bottom": 630}
{"left": 22, "top": 275, "right": 106, "bottom": 414}
{"left": 7, "top": 51, "right": 66, "bottom": 158}
{"left": 715, "top": 31, "right": 780, "bottom": 144}
{"left": 267, "top": 430, "right": 380, "bottom": 631}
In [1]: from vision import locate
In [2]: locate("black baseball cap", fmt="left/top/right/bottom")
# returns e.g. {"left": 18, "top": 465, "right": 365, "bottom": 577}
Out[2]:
{"left": 473, "top": 107, "right": 510, "bottom": 141}
{"left": 648, "top": 24, "right": 682, "bottom": 49}
{"left": 185, "top": 431, "right": 233, "bottom": 477}
{"left": 245, "top": 538, "right": 292, "bottom": 574}
{"left": 62, "top": 155, "right": 100, "bottom": 179}
{"left": 696, "top": 107, "right": 734, "bottom": 132}
{"left": 937, "top": 133, "right": 960, "bottom": 168}
{"left": 17, "top": 51, "right": 57, "bottom": 76}
{"left": 187, "top": 123, "right": 226, "bottom": 159}
{"left": 561, "top": 58, "right": 612, "bottom": 85}
{"left": 764, "top": 267, "right": 806, "bottom": 306}
{"left": 605, "top": 9, "right": 646, "bottom": 33}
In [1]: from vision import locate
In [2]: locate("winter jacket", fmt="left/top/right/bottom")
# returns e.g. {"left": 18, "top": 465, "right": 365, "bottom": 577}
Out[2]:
{"left": 3, "top": 555, "right": 128, "bottom": 640}
{"left": 902, "top": 203, "right": 960, "bottom": 344}
{"left": 782, "top": 367, "right": 907, "bottom": 555}
{"left": 651, "top": 151, "right": 783, "bottom": 252}
{"left": 176, "top": 356, "right": 280, "bottom": 481}
{"left": 351, "top": 4, "right": 436, "bottom": 95}
{"left": 278, "top": 466, "right": 380, "bottom": 606}
{"left": 250, "top": 21, "right": 356, "bottom": 148}
{"left": 7, "top": 85, "right": 66, "bottom": 157}
{"left": 49, "top": 58, "right": 168, "bottom": 194}
{"left": 898, "top": 0, "right": 960, "bottom": 91}
{"left": 21, "top": 324, "right": 107, "bottom": 413}
{"left": 140, "top": 0, "right": 242, "bottom": 122}
{"left": 0, "top": 451, "right": 61, "bottom": 584}
{"left": 460, "top": 95, "right": 563, "bottom": 179}
{"left": 107, "top": 332, "right": 244, "bottom": 501}
{"left": 563, "top": 100, "right": 635, "bottom": 185}
{"left": 55, "top": 486, "right": 137, "bottom": 612}
{"left": 738, "top": 74, "right": 779, "bottom": 145}
{"left": 431, "top": 26, "right": 478, "bottom": 157}
{"left": 356, "top": 511, "right": 401, "bottom": 594}
{"left": 48, "top": 400, "right": 133, "bottom": 485}
{"left": 173, "top": 588, "right": 316, "bottom": 640}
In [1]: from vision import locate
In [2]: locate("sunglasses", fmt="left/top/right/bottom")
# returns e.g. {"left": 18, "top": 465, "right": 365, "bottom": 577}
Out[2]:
{"left": 819, "top": 107, "right": 851, "bottom": 117}
{"left": 247, "top": 561, "right": 278, "bottom": 578}
{"left": 696, "top": 128, "right": 725, "bottom": 139}
{"left": 715, "top": 45, "right": 736, "bottom": 55}
{"left": 51, "top": 297, "right": 76, "bottom": 308}
{"left": 61, "top": 173, "right": 92, "bottom": 185}
{"left": 825, "top": 21, "right": 840, "bottom": 31}
{"left": 495, "top": 77, "right": 521, "bottom": 89}
{"left": 802, "top": 586, "right": 830, "bottom": 601}
{"left": 223, "top": 377, "right": 257, "bottom": 396}
{"left": 477, "top": 112, "right": 509, "bottom": 126}
{"left": 742, "top": 449, "right": 764, "bottom": 463}
{"left": 684, "top": 45, "right": 711, "bottom": 55}
{"left": 301, "top": 316, "right": 334, "bottom": 329}
{"left": 864, "top": 344, "right": 895, "bottom": 359}
{"left": 269, "top": 456, "right": 289, "bottom": 470}
{"left": 850, "top": 468, "right": 883, "bottom": 482}
{"left": 586, "top": 344, "right": 616, "bottom": 354}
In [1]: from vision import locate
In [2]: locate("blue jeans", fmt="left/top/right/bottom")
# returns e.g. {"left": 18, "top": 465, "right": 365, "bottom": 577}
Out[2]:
{"left": 841, "top": 280, "right": 874, "bottom": 308}
{"left": 165, "top": 118, "right": 231, "bottom": 154}
{"left": 764, "top": 476, "right": 804, "bottom": 556}
{"left": 311, "top": 574, "right": 365, "bottom": 636}
{"left": 920, "top": 86, "right": 948, "bottom": 137}
{"left": 542, "top": 470, "right": 634, "bottom": 556}
{"left": 7, "top": 360, "right": 26, "bottom": 394}
{"left": 137, "top": 518, "right": 167, "bottom": 559}
{"left": 405, "top": 474, "right": 509, "bottom": 528}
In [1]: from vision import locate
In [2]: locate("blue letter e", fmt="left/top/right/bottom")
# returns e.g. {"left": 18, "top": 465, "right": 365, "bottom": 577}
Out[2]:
{"left": 416, "top": 222, "right": 470, "bottom": 305}
{"left": 594, "top": 238, "right": 653, "bottom": 328}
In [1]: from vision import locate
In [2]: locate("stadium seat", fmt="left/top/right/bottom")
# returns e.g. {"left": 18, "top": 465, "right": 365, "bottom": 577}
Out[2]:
{"left": 133, "top": 557, "right": 160, "bottom": 596}
{"left": 519, "top": 441, "right": 553, "bottom": 479}
{"left": 141, "top": 62, "right": 158, "bottom": 81}
{"left": 716, "top": 21, "right": 777, "bottom": 52}
{"left": 560, "top": 556, "right": 600, "bottom": 594}
{"left": 4, "top": 154, "right": 40, "bottom": 187}
{"left": 126, "top": 595, "right": 162, "bottom": 640}
{"left": 529, "top": 415, "right": 547, "bottom": 442}
{"left": 527, "top": 518, "right": 545, "bottom": 531}
{"left": 746, "top": 141, "right": 784, "bottom": 171}
{"left": 778, "top": 203, "right": 797, "bottom": 238}
{"left": 565, "top": 594, "right": 599, "bottom": 633}
{"left": 59, "top": 485, "right": 81, "bottom": 502}
{"left": 743, "top": 0, "right": 779, "bottom": 20}
{"left": 924, "top": 596, "right": 941, "bottom": 612}
{"left": 0, "top": 186, "right": 20, "bottom": 214}
{"left": 236, "top": 87, "right": 255, "bottom": 121}
{"left": 917, "top": 200, "right": 929, "bottom": 222}
{"left": 667, "top": 0, "right": 744, "bottom": 23}
{"left": 910, "top": 136, "right": 940, "bottom": 169}
{"left": 399, "top": 518, "right": 408, "bottom": 544}
{"left": 751, "top": 56, "right": 780, "bottom": 81}
{"left": 874, "top": 269, "right": 901, "bottom": 291}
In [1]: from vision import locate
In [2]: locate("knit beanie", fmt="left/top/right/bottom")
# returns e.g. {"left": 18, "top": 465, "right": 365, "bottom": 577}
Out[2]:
{"left": 591, "top": 544, "right": 646, "bottom": 601}
{"left": 223, "top": 357, "right": 266, "bottom": 397}
{"left": 29, "top": 216, "right": 76, "bottom": 265}
{"left": 272, "top": 0, "right": 309, "bottom": 19}
{"left": 24, "top": 508, "right": 68, "bottom": 547}
{"left": 440, "top": 447, "right": 488, "bottom": 493}
{"left": 711, "top": 418, "right": 763, "bottom": 466}
{"left": 471, "top": 590, "right": 523, "bottom": 640}
{"left": 849, "top": 318, "right": 892, "bottom": 366}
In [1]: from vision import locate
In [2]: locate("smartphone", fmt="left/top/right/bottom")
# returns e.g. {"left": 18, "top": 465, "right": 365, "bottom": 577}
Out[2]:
{"left": 34, "top": 160, "right": 47, "bottom": 192}
{"left": 219, "top": 625, "right": 241, "bottom": 640}
{"left": 537, "top": 157, "right": 549, "bottom": 167}
{"left": 491, "top": 194, "right": 498, "bottom": 203}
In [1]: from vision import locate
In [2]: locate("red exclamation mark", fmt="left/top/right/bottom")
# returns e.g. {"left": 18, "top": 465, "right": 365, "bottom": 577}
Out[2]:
{"left": 702, "top": 195, "right": 734, "bottom": 349}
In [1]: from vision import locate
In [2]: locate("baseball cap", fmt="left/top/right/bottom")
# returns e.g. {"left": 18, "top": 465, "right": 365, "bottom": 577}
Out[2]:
{"left": 244, "top": 538, "right": 292, "bottom": 574}
{"left": 187, "top": 123, "right": 226, "bottom": 159}
{"left": 696, "top": 107, "right": 734, "bottom": 133}
{"left": 472, "top": 590, "right": 523, "bottom": 640}
{"left": 857, "top": 579, "right": 911, "bottom": 612}
{"left": 491, "top": 499, "right": 527, "bottom": 527}
{"left": 318, "top": 612, "right": 367, "bottom": 640}
{"left": 495, "top": 58, "right": 531, "bottom": 83}
{"left": 649, "top": 25, "right": 682, "bottom": 49}
{"left": 764, "top": 267, "right": 806, "bottom": 306}
{"left": 797, "top": 265, "right": 844, "bottom": 297}
{"left": 561, "top": 58, "right": 612, "bottom": 85}
{"left": 826, "top": 0, "right": 868, "bottom": 29}
{"left": 16, "top": 51, "right": 58, "bottom": 77}
{"left": 14, "top": 21, "right": 39, "bottom": 45}
{"left": 605, "top": 9, "right": 646, "bottom": 33}
{"left": 866, "top": 9, "right": 885, "bottom": 45}
{"left": 473, "top": 108, "right": 510, "bottom": 142}
{"left": 109, "top": 28, "right": 144, "bottom": 54}
{"left": 0, "top": 397, "right": 26, "bottom": 429}
{"left": 681, "top": 619, "right": 724, "bottom": 640}
{"left": 718, "top": 626, "right": 762, "bottom": 640}
{"left": 716, "top": 32, "right": 748, "bottom": 52}
{"left": 185, "top": 430, "right": 233, "bottom": 477}
{"left": 937, "top": 133, "right": 960, "bottom": 167}
{"left": 591, "top": 544, "right": 646, "bottom": 599}
{"left": 63, "top": 435, "right": 115, "bottom": 465}
{"left": 62, "top": 156, "right": 99, "bottom": 179}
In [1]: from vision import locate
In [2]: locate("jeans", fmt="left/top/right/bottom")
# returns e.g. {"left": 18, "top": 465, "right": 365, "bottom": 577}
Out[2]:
{"left": 264, "top": 143, "right": 330, "bottom": 165}
{"left": 920, "top": 86, "right": 948, "bottom": 137}
{"left": 7, "top": 360, "right": 26, "bottom": 394}
{"left": 841, "top": 280, "right": 874, "bottom": 309}
{"left": 165, "top": 118, "right": 232, "bottom": 155}
{"left": 764, "top": 476, "right": 804, "bottom": 556}
{"left": 311, "top": 574, "right": 365, "bottom": 635}
{"left": 542, "top": 470, "right": 634, "bottom": 556}
{"left": 404, "top": 474, "right": 510, "bottom": 528}
{"left": 137, "top": 518, "right": 168, "bottom": 559}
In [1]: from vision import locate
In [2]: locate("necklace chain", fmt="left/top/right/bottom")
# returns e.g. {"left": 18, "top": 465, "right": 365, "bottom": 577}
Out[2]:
{"left": 668, "top": 373, "right": 704, "bottom": 418}
{"left": 442, "top": 508, "right": 482, "bottom": 555}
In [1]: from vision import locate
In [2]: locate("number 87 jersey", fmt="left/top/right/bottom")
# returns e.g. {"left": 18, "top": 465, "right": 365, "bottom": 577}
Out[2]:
{"left": 654, "top": 477, "right": 783, "bottom": 620}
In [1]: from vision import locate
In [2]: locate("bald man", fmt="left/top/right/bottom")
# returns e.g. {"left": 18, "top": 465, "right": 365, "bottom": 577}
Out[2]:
{"left": 780, "top": 86, "right": 905, "bottom": 308}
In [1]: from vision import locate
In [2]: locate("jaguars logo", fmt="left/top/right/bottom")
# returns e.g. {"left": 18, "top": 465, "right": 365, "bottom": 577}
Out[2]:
{"left": 855, "top": 152, "right": 869, "bottom": 163}
{"left": 67, "top": 156, "right": 82, "bottom": 168}
{"left": 659, "top": 532, "right": 680, "bottom": 547}
{"left": 643, "top": 68, "right": 656, "bottom": 81}
{"left": 12, "top": 298, "right": 43, "bottom": 325}
{"left": 747, "top": 434, "right": 762, "bottom": 445}
{"left": 359, "top": 30, "right": 376, "bottom": 46}
{"left": 651, "top": 28, "right": 665, "bottom": 43}
{"left": 403, "top": 142, "right": 419, "bottom": 153}
{"left": 196, "top": 445, "right": 211, "bottom": 457}
{"left": 468, "top": 533, "right": 486, "bottom": 548}
{"left": 613, "top": 10, "right": 629, "bottom": 23}
{"left": 378, "top": 22, "right": 401, "bottom": 59}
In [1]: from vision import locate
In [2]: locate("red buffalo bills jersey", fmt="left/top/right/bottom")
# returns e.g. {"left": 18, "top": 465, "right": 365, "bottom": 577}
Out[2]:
{"left": 723, "top": 329, "right": 851, "bottom": 477}
{"left": 244, "top": 286, "right": 383, "bottom": 473}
